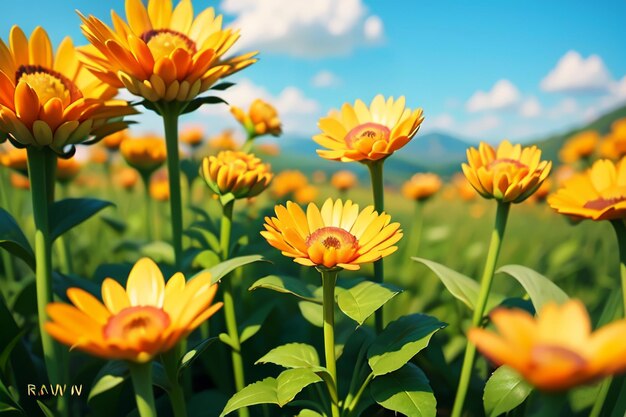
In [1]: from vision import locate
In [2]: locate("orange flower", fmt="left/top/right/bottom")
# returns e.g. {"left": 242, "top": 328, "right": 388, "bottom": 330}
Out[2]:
{"left": 208, "top": 129, "right": 238, "bottom": 151}
{"left": 120, "top": 135, "right": 167, "bottom": 173}
{"left": 0, "top": 146, "right": 28, "bottom": 173}
{"left": 469, "top": 300, "right": 626, "bottom": 391}
{"left": 179, "top": 126, "right": 204, "bottom": 147}
{"left": 451, "top": 173, "right": 477, "bottom": 201}
{"left": 0, "top": 26, "right": 134, "bottom": 152}
{"left": 150, "top": 170, "right": 170, "bottom": 201}
{"left": 45, "top": 257, "right": 222, "bottom": 363}
{"left": 257, "top": 143, "right": 280, "bottom": 156}
{"left": 10, "top": 172, "right": 29, "bottom": 190}
{"left": 272, "top": 170, "right": 309, "bottom": 198}
{"left": 559, "top": 130, "right": 599, "bottom": 164}
{"left": 261, "top": 199, "right": 402, "bottom": 270}
{"left": 200, "top": 151, "right": 272, "bottom": 199}
{"left": 462, "top": 141, "right": 552, "bottom": 203}
{"left": 528, "top": 178, "right": 552, "bottom": 203}
{"left": 401, "top": 173, "right": 442, "bottom": 201}
{"left": 599, "top": 118, "right": 626, "bottom": 160}
{"left": 78, "top": 0, "right": 257, "bottom": 103}
{"left": 314, "top": 95, "right": 424, "bottom": 162}
{"left": 548, "top": 157, "right": 626, "bottom": 220}
{"left": 294, "top": 184, "right": 318, "bottom": 204}
{"left": 56, "top": 157, "right": 82, "bottom": 183}
{"left": 102, "top": 129, "right": 129, "bottom": 151}
{"left": 89, "top": 146, "right": 109, "bottom": 164}
{"left": 330, "top": 170, "right": 357, "bottom": 192}
{"left": 116, "top": 167, "right": 139, "bottom": 191}
{"left": 231, "top": 99, "right": 282, "bottom": 137}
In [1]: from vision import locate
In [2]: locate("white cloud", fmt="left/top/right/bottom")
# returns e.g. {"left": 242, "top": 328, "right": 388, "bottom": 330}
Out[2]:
{"left": 200, "top": 79, "right": 320, "bottom": 135}
{"left": 464, "top": 115, "right": 501, "bottom": 136}
{"left": 541, "top": 51, "right": 613, "bottom": 93}
{"left": 427, "top": 113, "right": 456, "bottom": 131}
{"left": 547, "top": 98, "right": 578, "bottom": 119}
{"left": 519, "top": 97, "right": 542, "bottom": 118}
{"left": 220, "top": 0, "right": 383, "bottom": 57}
{"left": 311, "top": 70, "right": 341, "bottom": 88}
{"left": 466, "top": 80, "right": 521, "bottom": 112}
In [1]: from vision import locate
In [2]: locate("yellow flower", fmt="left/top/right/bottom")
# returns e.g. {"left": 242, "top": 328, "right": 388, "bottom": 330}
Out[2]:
{"left": 462, "top": 140, "right": 552, "bottom": 203}
{"left": 78, "top": 0, "right": 257, "bottom": 103}
{"left": 257, "top": 143, "right": 280, "bottom": 156}
{"left": 200, "top": 151, "right": 272, "bottom": 199}
{"left": 548, "top": 157, "right": 626, "bottom": 221}
{"left": 208, "top": 129, "right": 238, "bottom": 151}
{"left": 451, "top": 173, "right": 477, "bottom": 201}
{"left": 120, "top": 135, "right": 167, "bottom": 173}
{"left": 294, "top": 184, "right": 318, "bottom": 204}
{"left": 179, "top": 126, "right": 204, "bottom": 147}
{"left": 527, "top": 178, "right": 552, "bottom": 203}
{"left": 116, "top": 167, "right": 139, "bottom": 191}
{"left": 102, "top": 129, "right": 129, "bottom": 151}
{"left": 330, "top": 170, "right": 357, "bottom": 192}
{"left": 56, "top": 157, "right": 82, "bottom": 183}
{"left": 314, "top": 95, "right": 424, "bottom": 162}
{"left": 45, "top": 257, "right": 222, "bottom": 363}
{"left": 231, "top": 99, "right": 282, "bottom": 137}
{"left": 271, "top": 170, "right": 309, "bottom": 198}
{"left": 401, "top": 173, "right": 442, "bottom": 201}
{"left": 559, "top": 130, "right": 599, "bottom": 163}
{"left": 469, "top": 300, "right": 626, "bottom": 391}
{"left": 0, "top": 146, "right": 28, "bottom": 173}
{"left": 0, "top": 26, "right": 134, "bottom": 152}
{"left": 10, "top": 172, "right": 29, "bottom": 190}
{"left": 150, "top": 170, "right": 170, "bottom": 201}
{"left": 599, "top": 118, "right": 626, "bottom": 160}
{"left": 261, "top": 199, "right": 402, "bottom": 270}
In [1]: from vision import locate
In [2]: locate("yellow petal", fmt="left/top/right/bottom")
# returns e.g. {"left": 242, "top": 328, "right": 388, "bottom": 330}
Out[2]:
{"left": 126, "top": 257, "right": 166, "bottom": 307}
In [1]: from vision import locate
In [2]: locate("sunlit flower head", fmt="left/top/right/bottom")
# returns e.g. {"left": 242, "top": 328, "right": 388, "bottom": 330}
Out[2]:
{"left": 120, "top": 135, "right": 167, "bottom": 173}
{"left": 78, "top": 0, "right": 257, "bottom": 103}
{"left": 180, "top": 126, "right": 204, "bottom": 147}
{"left": 294, "top": 184, "right": 318, "bottom": 204}
{"left": 548, "top": 157, "right": 626, "bottom": 221}
{"left": 45, "top": 257, "right": 222, "bottom": 363}
{"left": 200, "top": 151, "right": 272, "bottom": 199}
{"left": 559, "top": 130, "right": 599, "bottom": 164}
{"left": 208, "top": 129, "right": 238, "bottom": 151}
{"left": 314, "top": 95, "right": 424, "bottom": 163}
{"left": 56, "top": 157, "right": 82, "bottom": 184}
{"left": 599, "top": 118, "right": 626, "bottom": 160}
{"left": 272, "top": 170, "right": 309, "bottom": 198}
{"left": 262, "top": 199, "right": 402, "bottom": 270}
{"left": 102, "top": 129, "right": 129, "bottom": 151}
{"left": 469, "top": 300, "right": 626, "bottom": 391}
{"left": 462, "top": 141, "right": 552, "bottom": 203}
{"left": 402, "top": 173, "right": 442, "bottom": 202}
{"left": 231, "top": 99, "right": 282, "bottom": 137}
{"left": 0, "top": 146, "right": 28, "bottom": 173}
{"left": 330, "top": 170, "right": 357, "bottom": 192}
{"left": 116, "top": 167, "right": 139, "bottom": 191}
{"left": 150, "top": 170, "right": 170, "bottom": 201}
{"left": 0, "top": 26, "right": 135, "bottom": 153}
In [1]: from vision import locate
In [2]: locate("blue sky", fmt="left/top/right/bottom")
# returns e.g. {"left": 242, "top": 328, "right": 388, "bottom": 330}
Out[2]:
{"left": 2, "top": 0, "right": 626, "bottom": 143}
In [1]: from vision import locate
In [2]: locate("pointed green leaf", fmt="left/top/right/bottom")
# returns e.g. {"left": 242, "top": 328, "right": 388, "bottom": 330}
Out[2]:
{"left": 219, "top": 378, "right": 278, "bottom": 417}
{"left": 497, "top": 265, "right": 569, "bottom": 312}
{"left": 37, "top": 400, "right": 56, "bottom": 417}
{"left": 211, "top": 82, "right": 235, "bottom": 91}
{"left": 192, "top": 249, "right": 220, "bottom": 269}
{"left": 239, "top": 301, "right": 276, "bottom": 344}
{"left": 256, "top": 343, "right": 320, "bottom": 369}
{"left": 337, "top": 281, "right": 401, "bottom": 325}
{"left": 295, "top": 410, "right": 324, "bottom": 417}
{"left": 194, "top": 255, "right": 266, "bottom": 285}
{"left": 484, "top": 366, "right": 533, "bottom": 417}
{"left": 368, "top": 313, "right": 446, "bottom": 376}
{"left": 0, "top": 207, "right": 35, "bottom": 269}
{"left": 249, "top": 275, "right": 321, "bottom": 304}
{"left": 88, "top": 361, "right": 128, "bottom": 401}
{"left": 276, "top": 368, "right": 322, "bottom": 406}
{"left": 49, "top": 198, "right": 113, "bottom": 241}
{"left": 219, "top": 333, "right": 237, "bottom": 350}
{"left": 371, "top": 363, "right": 436, "bottom": 417}
{"left": 413, "top": 257, "right": 504, "bottom": 311}
{"left": 179, "top": 337, "right": 218, "bottom": 374}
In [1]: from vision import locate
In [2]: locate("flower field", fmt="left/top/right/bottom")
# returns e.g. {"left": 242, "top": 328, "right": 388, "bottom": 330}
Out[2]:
{"left": 1, "top": 1, "right": 626, "bottom": 417}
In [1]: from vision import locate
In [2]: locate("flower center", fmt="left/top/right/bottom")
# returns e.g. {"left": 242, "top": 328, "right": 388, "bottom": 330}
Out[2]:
{"left": 306, "top": 226, "right": 358, "bottom": 250}
{"left": 16, "top": 65, "right": 79, "bottom": 106}
{"left": 345, "top": 123, "right": 390, "bottom": 149}
{"left": 103, "top": 306, "right": 170, "bottom": 340}
{"left": 487, "top": 158, "right": 528, "bottom": 176}
{"left": 141, "top": 29, "right": 196, "bottom": 59}
{"left": 531, "top": 344, "right": 586, "bottom": 368}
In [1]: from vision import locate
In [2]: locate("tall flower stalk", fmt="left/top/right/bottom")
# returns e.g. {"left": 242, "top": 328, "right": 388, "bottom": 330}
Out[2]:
{"left": 366, "top": 160, "right": 385, "bottom": 332}
{"left": 319, "top": 267, "right": 340, "bottom": 417}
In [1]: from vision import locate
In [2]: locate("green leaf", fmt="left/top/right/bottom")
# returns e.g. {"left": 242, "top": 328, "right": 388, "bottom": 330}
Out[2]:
{"left": 239, "top": 301, "right": 276, "bottom": 344}
{"left": 219, "top": 333, "right": 237, "bottom": 350}
{"left": 192, "top": 250, "right": 221, "bottom": 270}
{"left": 140, "top": 241, "right": 175, "bottom": 265}
{"left": 0, "top": 208, "right": 35, "bottom": 269}
{"left": 88, "top": 361, "right": 128, "bottom": 401}
{"left": 497, "top": 265, "right": 569, "bottom": 312}
{"left": 100, "top": 215, "right": 126, "bottom": 233}
{"left": 37, "top": 400, "right": 56, "bottom": 417}
{"left": 193, "top": 255, "right": 266, "bottom": 285}
{"left": 295, "top": 410, "right": 324, "bottom": 417}
{"left": 368, "top": 313, "right": 446, "bottom": 376}
{"left": 276, "top": 368, "right": 322, "bottom": 406}
{"left": 185, "top": 226, "right": 220, "bottom": 252}
{"left": 49, "top": 198, "right": 113, "bottom": 241}
{"left": 483, "top": 366, "right": 533, "bottom": 417}
{"left": 178, "top": 337, "right": 218, "bottom": 375}
{"left": 182, "top": 96, "right": 228, "bottom": 115}
{"left": 211, "top": 82, "right": 235, "bottom": 91}
{"left": 337, "top": 281, "right": 401, "bottom": 325}
{"left": 0, "top": 328, "right": 27, "bottom": 375}
{"left": 371, "top": 363, "right": 437, "bottom": 417}
{"left": 298, "top": 301, "right": 324, "bottom": 327}
{"left": 219, "top": 378, "right": 278, "bottom": 417}
{"left": 413, "top": 257, "right": 504, "bottom": 311}
{"left": 249, "top": 275, "right": 321, "bottom": 304}
{"left": 256, "top": 343, "right": 320, "bottom": 369}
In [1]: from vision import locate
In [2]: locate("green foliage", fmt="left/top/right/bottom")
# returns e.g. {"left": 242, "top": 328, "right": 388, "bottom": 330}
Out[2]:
{"left": 0, "top": 208, "right": 35, "bottom": 269}
{"left": 497, "top": 265, "right": 569, "bottom": 311}
{"left": 337, "top": 281, "right": 402, "bottom": 325}
{"left": 48, "top": 198, "right": 113, "bottom": 241}
{"left": 483, "top": 366, "right": 533, "bottom": 417}
{"left": 249, "top": 275, "right": 321, "bottom": 303}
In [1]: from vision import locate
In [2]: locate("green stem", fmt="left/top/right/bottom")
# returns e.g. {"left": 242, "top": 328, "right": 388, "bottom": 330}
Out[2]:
{"left": 162, "top": 347, "right": 188, "bottom": 417}
{"left": 141, "top": 172, "right": 154, "bottom": 241}
{"left": 366, "top": 160, "right": 385, "bottom": 333}
{"left": 345, "top": 373, "right": 374, "bottom": 416}
{"left": 589, "top": 377, "right": 612, "bottom": 417}
{"left": 220, "top": 198, "right": 249, "bottom": 417}
{"left": 0, "top": 168, "right": 16, "bottom": 286}
{"left": 241, "top": 138, "right": 254, "bottom": 153}
{"left": 128, "top": 362, "right": 157, "bottom": 417}
{"left": 610, "top": 220, "right": 626, "bottom": 314}
{"left": 56, "top": 184, "right": 73, "bottom": 275}
{"left": 451, "top": 201, "right": 510, "bottom": 417}
{"left": 320, "top": 268, "right": 340, "bottom": 417}
{"left": 161, "top": 105, "right": 184, "bottom": 270}
{"left": 27, "top": 147, "right": 66, "bottom": 416}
